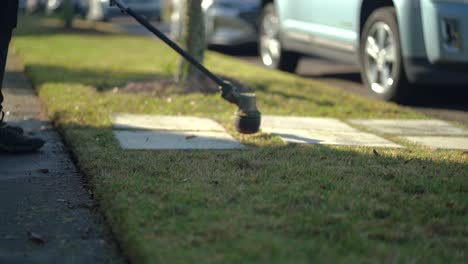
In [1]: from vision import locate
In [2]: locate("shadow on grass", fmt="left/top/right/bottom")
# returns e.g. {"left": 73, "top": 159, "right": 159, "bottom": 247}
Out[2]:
{"left": 57, "top": 119, "right": 467, "bottom": 261}
{"left": 22, "top": 64, "right": 229, "bottom": 96}
{"left": 249, "top": 81, "right": 310, "bottom": 101}
{"left": 209, "top": 43, "right": 259, "bottom": 57}
{"left": 22, "top": 64, "right": 340, "bottom": 105}
{"left": 23, "top": 64, "right": 162, "bottom": 91}
{"left": 15, "top": 14, "right": 118, "bottom": 37}
{"left": 404, "top": 85, "right": 468, "bottom": 108}
{"left": 249, "top": 79, "right": 337, "bottom": 106}
{"left": 312, "top": 72, "right": 363, "bottom": 84}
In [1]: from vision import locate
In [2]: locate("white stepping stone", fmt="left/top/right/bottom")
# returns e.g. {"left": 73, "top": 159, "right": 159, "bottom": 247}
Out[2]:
{"left": 262, "top": 116, "right": 402, "bottom": 148}
{"left": 112, "top": 114, "right": 244, "bottom": 150}
{"left": 262, "top": 116, "right": 359, "bottom": 132}
{"left": 350, "top": 119, "right": 468, "bottom": 136}
{"left": 113, "top": 114, "right": 226, "bottom": 131}
{"left": 114, "top": 130, "right": 245, "bottom": 150}
{"left": 401, "top": 136, "right": 468, "bottom": 150}
{"left": 267, "top": 129, "right": 402, "bottom": 147}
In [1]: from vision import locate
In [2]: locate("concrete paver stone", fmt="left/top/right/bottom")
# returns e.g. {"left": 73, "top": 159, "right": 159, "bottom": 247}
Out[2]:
{"left": 113, "top": 114, "right": 226, "bottom": 131}
{"left": 350, "top": 119, "right": 468, "bottom": 136}
{"left": 401, "top": 136, "right": 468, "bottom": 150}
{"left": 265, "top": 128, "right": 403, "bottom": 147}
{"left": 261, "top": 116, "right": 402, "bottom": 148}
{"left": 262, "top": 116, "right": 360, "bottom": 132}
{"left": 112, "top": 114, "right": 245, "bottom": 150}
{"left": 114, "top": 130, "right": 245, "bottom": 150}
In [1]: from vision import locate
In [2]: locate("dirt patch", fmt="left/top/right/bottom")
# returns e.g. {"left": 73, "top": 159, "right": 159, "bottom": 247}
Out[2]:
{"left": 116, "top": 77, "right": 178, "bottom": 97}
{"left": 113, "top": 75, "right": 252, "bottom": 97}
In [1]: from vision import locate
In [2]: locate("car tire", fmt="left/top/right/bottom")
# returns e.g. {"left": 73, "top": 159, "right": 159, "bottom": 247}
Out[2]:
{"left": 259, "top": 3, "right": 300, "bottom": 73}
{"left": 360, "top": 7, "right": 411, "bottom": 102}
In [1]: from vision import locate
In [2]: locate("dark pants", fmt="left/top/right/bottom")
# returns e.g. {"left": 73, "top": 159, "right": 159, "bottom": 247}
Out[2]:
{"left": 0, "top": 31, "right": 12, "bottom": 113}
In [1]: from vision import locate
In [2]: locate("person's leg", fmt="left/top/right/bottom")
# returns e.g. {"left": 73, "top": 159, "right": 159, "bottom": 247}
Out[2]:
{"left": 0, "top": 30, "right": 44, "bottom": 153}
{"left": 0, "top": 30, "right": 20, "bottom": 133}
{"left": 0, "top": 31, "right": 12, "bottom": 114}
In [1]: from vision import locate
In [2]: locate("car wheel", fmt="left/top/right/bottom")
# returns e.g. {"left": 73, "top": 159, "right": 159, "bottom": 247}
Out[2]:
{"left": 360, "top": 7, "right": 410, "bottom": 102}
{"left": 259, "top": 3, "right": 300, "bottom": 73}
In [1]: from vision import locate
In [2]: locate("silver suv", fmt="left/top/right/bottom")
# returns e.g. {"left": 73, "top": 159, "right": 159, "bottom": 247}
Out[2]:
{"left": 259, "top": 0, "right": 468, "bottom": 102}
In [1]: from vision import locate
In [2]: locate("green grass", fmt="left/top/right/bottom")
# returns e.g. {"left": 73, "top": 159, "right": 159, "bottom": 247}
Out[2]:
{"left": 12, "top": 16, "right": 467, "bottom": 263}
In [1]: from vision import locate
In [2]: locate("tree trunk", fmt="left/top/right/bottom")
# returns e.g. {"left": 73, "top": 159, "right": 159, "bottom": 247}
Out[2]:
{"left": 62, "top": 0, "right": 74, "bottom": 29}
{"left": 176, "top": 0, "right": 207, "bottom": 92}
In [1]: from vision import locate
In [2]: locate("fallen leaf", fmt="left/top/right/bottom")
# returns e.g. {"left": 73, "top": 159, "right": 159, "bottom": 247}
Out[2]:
{"left": 37, "top": 168, "right": 49, "bottom": 174}
{"left": 78, "top": 202, "right": 94, "bottom": 209}
{"left": 80, "top": 227, "right": 92, "bottom": 240}
{"left": 228, "top": 196, "right": 238, "bottom": 204}
{"left": 210, "top": 180, "right": 219, "bottom": 186}
{"left": 27, "top": 231, "right": 46, "bottom": 244}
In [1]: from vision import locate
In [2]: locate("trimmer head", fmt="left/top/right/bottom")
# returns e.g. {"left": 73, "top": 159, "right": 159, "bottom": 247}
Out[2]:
{"left": 235, "top": 93, "right": 261, "bottom": 134}
{"left": 220, "top": 82, "right": 261, "bottom": 134}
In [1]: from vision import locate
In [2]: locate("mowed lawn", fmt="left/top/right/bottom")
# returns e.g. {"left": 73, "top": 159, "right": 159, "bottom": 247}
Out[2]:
{"left": 12, "top": 16, "right": 467, "bottom": 263}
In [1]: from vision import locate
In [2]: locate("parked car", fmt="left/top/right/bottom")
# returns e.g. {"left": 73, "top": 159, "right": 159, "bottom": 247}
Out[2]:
{"left": 86, "top": 0, "right": 161, "bottom": 21}
{"left": 24, "top": 0, "right": 48, "bottom": 13}
{"left": 259, "top": 0, "right": 468, "bottom": 102}
{"left": 19, "top": 0, "right": 28, "bottom": 12}
{"left": 44, "top": 0, "right": 88, "bottom": 17}
{"left": 170, "top": 0, "right": 261, "bottom": 46}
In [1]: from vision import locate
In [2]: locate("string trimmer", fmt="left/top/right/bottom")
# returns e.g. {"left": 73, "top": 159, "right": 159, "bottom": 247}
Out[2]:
{"left": 110, "top": 0, "right": 261, "bottom": 134}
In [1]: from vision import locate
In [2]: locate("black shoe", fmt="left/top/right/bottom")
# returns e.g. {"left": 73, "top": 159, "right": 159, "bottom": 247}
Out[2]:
{"left": 0, "top": 112, "right": 24, "bottom": 134}
{"left": 0, "top": 125, "right": 44, "bottom": 153}
{"left": 0, "top": 123, "right": 24, "bottom": 134}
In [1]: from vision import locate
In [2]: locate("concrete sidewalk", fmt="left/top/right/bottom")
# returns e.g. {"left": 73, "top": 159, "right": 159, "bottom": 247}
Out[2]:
{"left": 0, "top": 53, "right": 124, "bottom": 263}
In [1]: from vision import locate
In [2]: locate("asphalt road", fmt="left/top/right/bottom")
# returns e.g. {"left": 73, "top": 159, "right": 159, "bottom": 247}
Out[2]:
{"left": 112, "top": 18, "right": 468, "bottom": 125}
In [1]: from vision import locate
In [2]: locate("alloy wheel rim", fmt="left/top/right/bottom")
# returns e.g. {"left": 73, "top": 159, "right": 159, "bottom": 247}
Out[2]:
{"left": 364, "top": 22, "right": 397, "bottom": 94}
{"left": 260, "top": 13, "right": 281, "bottom": 67}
